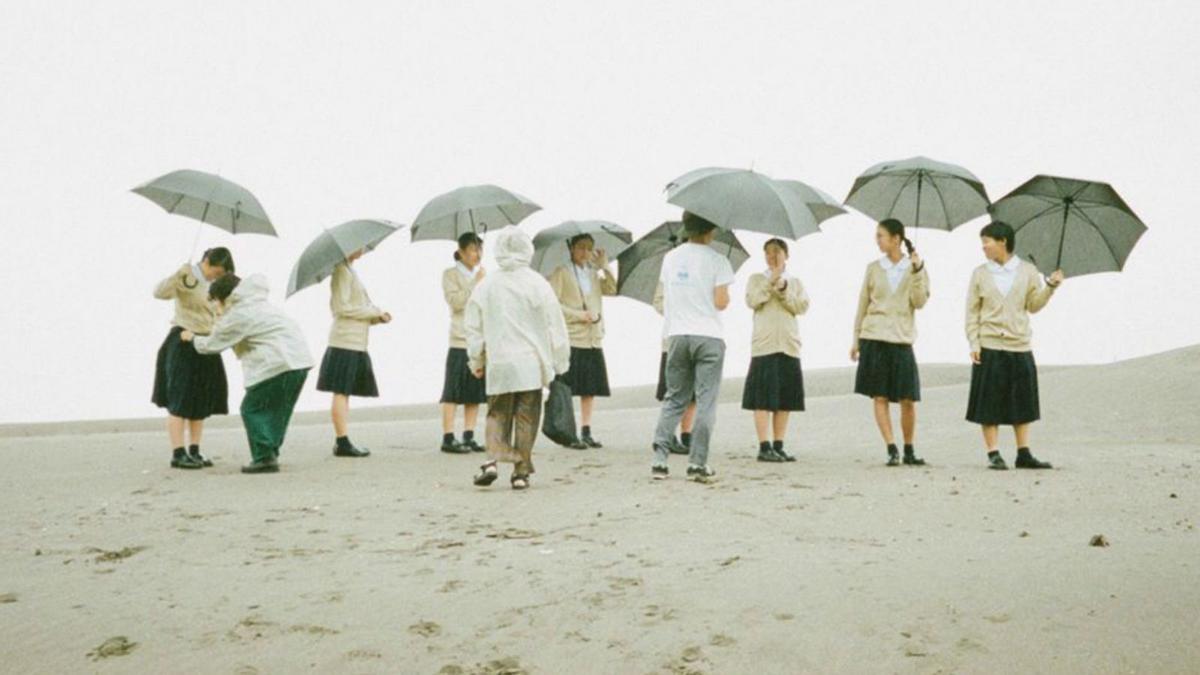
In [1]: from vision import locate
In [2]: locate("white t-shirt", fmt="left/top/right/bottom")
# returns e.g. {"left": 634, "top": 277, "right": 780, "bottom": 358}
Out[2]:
{"left": 659, "top": 243, "right": 736, "bottom": 339}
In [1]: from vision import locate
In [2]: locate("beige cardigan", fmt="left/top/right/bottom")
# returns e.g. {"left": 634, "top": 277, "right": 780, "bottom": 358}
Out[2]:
{"left": 154, "top": 263, "right": 216, "bottom": 335}
{"left": 746, "top": 272, "right": 810, "bottom": 358}
{"left": 328, "top": 263, "right": 383, "bottom": 352}
{"left": 442, "top": 266, "right": 481, "bottom": 349}
{"left": 851, "top": 259, "right": 930, "bottom": 348}
{"left": 548, "top": 264, "right": 618, "bottom": 349}
{"left": 965, "top": 259, "right": 1056, "bottom": 353}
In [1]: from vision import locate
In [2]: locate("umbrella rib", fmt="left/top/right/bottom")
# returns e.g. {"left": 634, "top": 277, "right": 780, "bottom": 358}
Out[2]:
{"left": 167, "top": 192, "right": 187, "bottom": 214}
{"left": 883, "top": 172, "right": 920, "bottom": 220}
{"left": 1009, "top": 202, "right": 1063, "bottom": 231}
{"left": 1070, "top": 204, "right": 1123, "bottom": 267}
{"left": 925, "top": 174, "right": 953, "bottom": 227}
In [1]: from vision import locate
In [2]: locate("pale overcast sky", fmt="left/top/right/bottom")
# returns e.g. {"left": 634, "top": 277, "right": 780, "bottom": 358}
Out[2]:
{"left": 2, "top": 1, "right": 1198, "bottom": 423}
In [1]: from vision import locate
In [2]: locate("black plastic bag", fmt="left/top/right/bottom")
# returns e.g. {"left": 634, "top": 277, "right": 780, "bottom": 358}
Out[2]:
{"left": 541, "top": 377, "right": 579, "bottom": 446}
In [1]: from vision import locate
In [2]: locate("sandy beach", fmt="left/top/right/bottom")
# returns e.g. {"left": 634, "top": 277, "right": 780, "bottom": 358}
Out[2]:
{"left": 1, "top": 346, "right": 1197, "bottom": 674}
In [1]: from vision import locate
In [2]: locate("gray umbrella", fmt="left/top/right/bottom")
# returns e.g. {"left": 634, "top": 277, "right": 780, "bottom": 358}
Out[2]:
{"left": 410, "top": 184, "right": 541, "bottom": 242}
{"left": 616, "top": 221, "right": 750, "bottom": 306}
{"left": 665, "top": 167, "right": 831, "bottom": 240}
{"left": 530, "top": 220, "right": 633, "bottom": 277}
{"left": 844, "top": 156, "right": 989, "bottom": 231}
{"left": 776, "top": 180, "right": 847, "bottom": 225}
{"left": 286, "top": 219, "right": 405, "bottom": 297}
{"left": 131, "top": 169, "right": 276, "bottom": 236}
{"left": 988, "top": 175, "right": 1147, "bottom": 279}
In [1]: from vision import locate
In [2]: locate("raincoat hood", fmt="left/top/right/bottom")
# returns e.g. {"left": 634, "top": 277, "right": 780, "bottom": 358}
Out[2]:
{"left": 494, "top": 229, "right": 534, "bottom": 271}
{"left": 228, "top": 274, "right": 271, "bottom": 306}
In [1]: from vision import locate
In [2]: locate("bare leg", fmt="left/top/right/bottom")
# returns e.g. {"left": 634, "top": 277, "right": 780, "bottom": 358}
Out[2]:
{"left": 680, "top": 402, "right": 697, "bottom": 434}
{"left": 1013, "top": 423, "right": 1031, "bottom": 448}
{"left": 580, "top": 396, "right": 594, "bottom": 428}
{"left": 771, "top": 411, "right": 790, "bottom": 442}
{"left": 463, "top": 403, "right": 480, "bottom": 434}
{"left": 872, "top": 397, "right": 895, "bottom": 444}
{"left": 753, "top": 410, "right": 770, "bottom": 444}
{"left": 982, "top": 424, "right": 1000, "bottom": 451}
{"left": 441, "top": 403, "right": 457, "bottom": 435}
{"left": 167, "top": 415, "right": 185, "bottom": 448}
{"left": 899, "top": 400, "right": 916, "bottom": 445}
{"left": 332, "top": 394, "right": 350, "bottom": 437}
{"left": 187, "top": 419, "right": 204, "bottom": 446}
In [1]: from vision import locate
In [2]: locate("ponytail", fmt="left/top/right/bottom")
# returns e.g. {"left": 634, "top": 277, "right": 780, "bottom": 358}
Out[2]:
{"left": 878, "top": 219, "right": 914, "bottom": 256}
{"left": 901, "top": 236, "right": 915, "bottom": 256}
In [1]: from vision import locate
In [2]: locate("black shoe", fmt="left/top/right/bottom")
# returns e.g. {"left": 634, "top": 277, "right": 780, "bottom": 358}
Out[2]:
{"left": 774, "top": 446, "right": 797, "bottom": 462}
{"left": 903, "top": 452, "right": 926, "bottom": 466}
{"left": 241, "top": 458, "right": 279, "bottom": 474}
{"left": 581, "top": 435, "right": 603, "bottom": 449}
{"left": 651, "top": 465, "right": 669, "bottom": 480}
{"left": 565, "top": 438, "right": 589, "bottom": 450}
{"left": 171, "top": 449, "right": 202, "bottom": 470}
{"left": 1014, "top": 450, "right": 1052, "bottom": 470}
{"left": 757, "top": 447, "right": 785, "bottom": 463}
{"left": 462, "top": 439, "right": 485, "bottom": 453}
{"left": 987, "top": 453, "right": 1009, "bottom": 471}
{"left": 686, "top": 465, "right": 716, "bottom": 483}
{"left": 188, "top": 449, "right": 213, "bottom": 467}
{"left": 669, "top": 438, "right": 690, "bottom": 455}
{"left": 440, "top": 439, "right": 471, "bottom": 454}
{"left": 886, "top": 446, "right": 901, "bottom": 467}
{"left": 333, "top": 444, "right": 371, "bottom": 458}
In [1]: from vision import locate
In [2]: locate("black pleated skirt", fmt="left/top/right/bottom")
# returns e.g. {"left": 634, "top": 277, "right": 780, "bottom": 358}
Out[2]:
{"left": 316, "top": 347, "right": 379, "bottom": 397}
{"left": 562, "top": 347, "right": 611, "bottom": 397}
{"left": 966, "top": 348, "right": 1040, "bottom": 425}
{"left": 439, "top": 347, "right": 487, "bottom": 404}
{"left": 854, "top": 339, "right": 921, "bottom": 403}
{"left": 152, "top": 326, "right": 229, "bottom": 420}
{"left": 741, "top": 352, "right": 805, "bottom": 411}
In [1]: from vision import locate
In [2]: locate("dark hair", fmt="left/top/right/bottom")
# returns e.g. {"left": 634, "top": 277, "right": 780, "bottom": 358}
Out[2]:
{"left": 682, "top": 211, "right": 718, "bottom": 237}
{"left": 202, "top": 247, "right": 235, "bottom": 273}
{"left": 980, "top": 221, "right": 1016, "bottom": 253}
{"left": 208, "top": 273, "right": 241, "bottom": 302}
{"left": 568, "top": 233, "right": 595, "bottom": 249}
{"left": 454, "top": 232, "right": 483, "bottom": 261}
{"left": 763, "top": 238, "right": 789, "bottom": 255}
{"left": 878, "top": 218, "right": 914, "bottom": 256}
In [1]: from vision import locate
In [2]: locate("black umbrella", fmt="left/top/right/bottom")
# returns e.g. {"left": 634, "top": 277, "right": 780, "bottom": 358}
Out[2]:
{"left": 989, "top": 175, "right": 1147, "bottom": 278}
{"left": 616, "top": 221, "right": 750, "bottom": 306}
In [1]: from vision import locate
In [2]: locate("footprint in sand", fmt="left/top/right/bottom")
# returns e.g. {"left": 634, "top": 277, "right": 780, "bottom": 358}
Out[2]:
{"left": 88, "top": 546, "right": 146, "bottom": 563}
{"left": 439, "top": 580, "right": 465, "bottom": 593}
{"left": 709, "top": 634, "right": 736, "bottom": 647}
{"left": 346, "top": 649, "right": 382, "bottom": 660}
{"left": 1, "top": 593, "right": 18, "bottom": 603}
{"left": 409, "top": 620, "right": 443, "bottom": 637}
{"left": 438, "top": 656, "right": 526, "bottom": 674}
{"left": 87, "top": 636, "right": 137, "bottom": 661}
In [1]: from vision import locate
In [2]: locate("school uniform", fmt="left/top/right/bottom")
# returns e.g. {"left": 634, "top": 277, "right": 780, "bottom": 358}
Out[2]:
{"left": 548, "top": 262, "right": 618, "bottom": 398}
{"left": 741, "top": 271, "right": 810, "bottom": 412}
{"left": 317, "top": 263, "right": 383, "bottom": 397}
{"left": 151, "top": 263, "right": 229, "bottom": 420}
{"left": 964, "top": 256, "right": 1057, "bottom": 425}
{"left": 851, "top": 256, "right": 930, "bottom": 403}
{"left": 193, "top": 275, "right": 314, "bottom": 463}
{"left": 439, "top": 263, "right": 487, "bottom": 405}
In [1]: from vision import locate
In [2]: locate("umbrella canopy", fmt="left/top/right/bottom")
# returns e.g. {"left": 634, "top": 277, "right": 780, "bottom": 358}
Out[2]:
{"left": 988, "top": 175, "right": 1147, "bottom": 279}
{"left": 776, "top": 180, "right": 847, "bottom": 224}
{"left": 410, "top": 184, "right": 541, "bottom": 242}
{"left": 665, "top": 167, "right": 829, "bottom": 240}
{"left": 286, "top": 219, "right": 405, "bottom": 298}
{"left": 616, "top": 220, "right": 750, "bottom": 306}
{"left": 131, "top": 169, "right": 276, "bottom": 236}
{"left": 530, "top": 220, "right": 633, "bottom": 277}
{"left": 844, "top": 156, "right": 989, "bottom": 231}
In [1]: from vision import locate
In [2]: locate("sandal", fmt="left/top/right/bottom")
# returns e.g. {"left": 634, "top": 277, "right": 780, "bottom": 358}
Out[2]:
{"left": 510, "top": 473, "right": 530, "bottom": 491}
{"left": 473, "top": 462, "right": 499, "bottom": 486}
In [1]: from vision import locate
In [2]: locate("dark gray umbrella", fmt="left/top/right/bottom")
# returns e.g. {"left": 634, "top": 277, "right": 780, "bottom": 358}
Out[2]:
{"left": 410, "top": 184, "right": 540, "bottom": 242}
{"left": 844, "top": 156, "right": 989, "bottom": 231}
{"left": 286, "top": 219, "right": 405, "bottom": 297}
{"left": 131, "top": 169, "right": 276, "bottom": 236}
{"left": 616, "top": 221, "right": 750, "bottom": 306}
{"left": 530, "top": 220, "right": 633, "bottom": 277}
{"left": 989, "top": 175, "right": 1147, "bottom": 279}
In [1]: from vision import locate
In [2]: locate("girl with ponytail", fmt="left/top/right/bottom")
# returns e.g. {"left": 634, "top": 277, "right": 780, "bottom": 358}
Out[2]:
{"left": 849, "top": 219, "right": 930, "bottom": 467}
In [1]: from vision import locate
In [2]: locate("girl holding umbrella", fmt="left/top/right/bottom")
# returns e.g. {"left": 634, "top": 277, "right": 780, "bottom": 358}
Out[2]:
{"left": 440, "top": 232, "right": 487, "bottom": 454}
{"left": 965, "top": 221, "right": 1063, "bottom": 470}
{"left": 317, "top": 248, "right": 390, "bottom": 458}
{"left": 742, "top": 238, "right": 809, "bottom": 463}
{"left": 152, "top": 247, "right": 235, "bottom": 470}
{"left": 849, "top": 218, "right": 930, "bottom": 467}
{"left": 548, "top": 234, "right": 618, "bottom": 448}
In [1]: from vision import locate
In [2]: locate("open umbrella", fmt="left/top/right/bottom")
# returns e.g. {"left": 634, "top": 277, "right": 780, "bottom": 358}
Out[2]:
{"left": 988, "top": 175, "right": 1147, "bottom": 279}
{"left": 844, "top": 156, "right": 989, "bottom": 232}
{"left": 131, "top": 169, "right": 276, "bottom": 236}
{"left": 286, "top": 219, "right": 405, "bottom": 298}
{"left": 777, "top": 180, "right": 847, "bottom": 225}
{"left": 665, "top": 167, "right": 832, "bottom": 240}
{"left": 616, "top": 221, "right": 750, "bottom": 306}
{"left": 410, "top": 184, "right": 540, "bottom": 242}
{"left": 530, "top": 220, "right": 633, "bottom": 277}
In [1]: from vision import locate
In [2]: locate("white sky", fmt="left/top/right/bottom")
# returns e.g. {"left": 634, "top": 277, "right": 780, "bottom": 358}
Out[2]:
{"left": 2, "top": 1, "right": 1198, "bottom": 424}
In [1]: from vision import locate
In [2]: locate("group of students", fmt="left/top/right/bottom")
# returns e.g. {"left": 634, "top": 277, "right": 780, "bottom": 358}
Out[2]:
{"left": 151, "top": 210, "right": 1063, "bottom": 484}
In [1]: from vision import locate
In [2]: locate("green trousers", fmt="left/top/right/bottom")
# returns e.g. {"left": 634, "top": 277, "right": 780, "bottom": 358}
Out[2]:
{"left": 240, "top": 368, "right": 309, "bottom": 463}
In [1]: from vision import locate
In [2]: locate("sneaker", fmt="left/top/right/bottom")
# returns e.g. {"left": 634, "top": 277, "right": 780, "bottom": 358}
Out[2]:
{"left": 651, "top": 465, "right": 669, "bottom": 480}
{"left": 686, "top": 465, "right": 716, "bottom": 483}
{"left": 440, "top": 439, "right": 471, "bottom": 454}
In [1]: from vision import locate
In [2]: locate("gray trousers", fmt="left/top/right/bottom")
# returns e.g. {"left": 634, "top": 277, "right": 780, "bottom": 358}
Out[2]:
{"left": 653, "top": 335, "right": 725, "bottom": 467}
